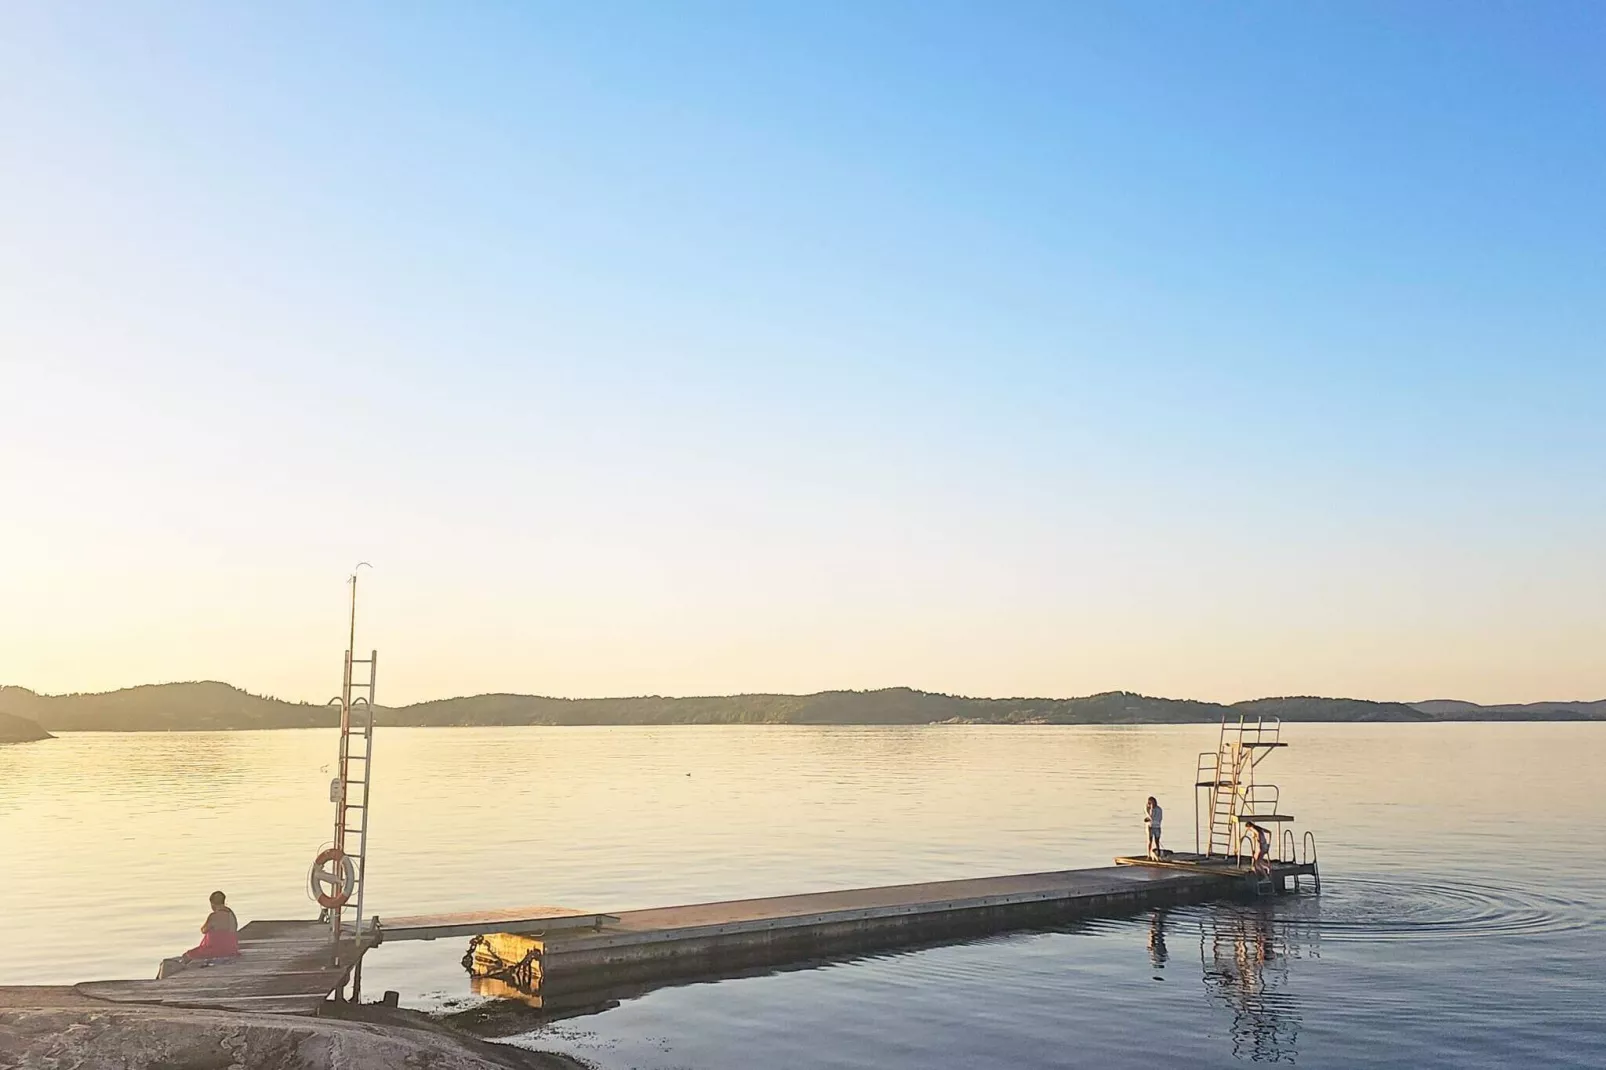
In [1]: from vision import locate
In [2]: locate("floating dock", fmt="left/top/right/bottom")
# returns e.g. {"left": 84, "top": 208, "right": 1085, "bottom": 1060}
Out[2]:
{"left": 455, "top": 859, "right": 1311, "bottom": 999}
{"left": 71, "top": 858, "right": 1314, "bottom": 1016}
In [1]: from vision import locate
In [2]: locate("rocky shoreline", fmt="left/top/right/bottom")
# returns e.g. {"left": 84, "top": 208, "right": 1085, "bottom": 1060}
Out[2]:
{"left": 0, "top": 987, "right": 585, "bottom": 1070}
{"left": 0, "top": 711, "right": 50, "bottom": 744}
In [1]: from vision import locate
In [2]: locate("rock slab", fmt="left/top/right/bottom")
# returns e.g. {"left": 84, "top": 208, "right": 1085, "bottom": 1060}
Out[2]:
{"left": 0, "top": 992, "right": 578, "bottom": 1070}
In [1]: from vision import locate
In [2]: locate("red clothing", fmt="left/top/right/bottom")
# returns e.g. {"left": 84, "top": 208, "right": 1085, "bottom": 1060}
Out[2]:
{"left": 183, "top": 930, "right": 238, "bottom": 959}
{"left": 183, "top": 907, "right": 240, "bottom": 960}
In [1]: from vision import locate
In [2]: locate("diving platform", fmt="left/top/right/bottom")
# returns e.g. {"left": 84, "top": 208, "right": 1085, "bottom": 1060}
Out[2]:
{"left": 1114, "top": 851, "right": 1320, "bottom": 892}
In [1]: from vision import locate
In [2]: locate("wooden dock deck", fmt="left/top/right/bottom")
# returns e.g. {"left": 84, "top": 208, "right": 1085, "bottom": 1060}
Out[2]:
{"left": 1114, "top": 852, "right": 1321, "bottom": 892}
{"left": 75, "top": 921, "right": 369, "bottom": 1015}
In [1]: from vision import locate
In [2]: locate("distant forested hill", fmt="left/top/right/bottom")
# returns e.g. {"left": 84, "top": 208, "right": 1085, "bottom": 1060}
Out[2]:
{"left": 1411, "top": 698, "right": 1606, "bottom": 720}
{"left": 1233, "top": 696, "right": 1433, "bottom": 722}
{"left": 0, "top": 682, "right": 330, "bottom": 731}
{"left": 392, "top": 688, "right": 1231, "bottom": 726}
{"left": 3, "top": 681, "right": 1601, "bottom": 733}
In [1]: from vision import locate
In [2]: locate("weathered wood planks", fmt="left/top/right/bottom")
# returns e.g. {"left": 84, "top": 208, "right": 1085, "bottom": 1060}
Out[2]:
{"left": 75, "top": 920, "right": 362, "bottom": 1015}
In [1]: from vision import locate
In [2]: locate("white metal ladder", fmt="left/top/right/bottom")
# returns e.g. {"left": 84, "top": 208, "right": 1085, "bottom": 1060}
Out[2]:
{"left": 333, "top": 647, "right": 377, "bottom": 947}
{"left": 327, "top": 566, "right": 377, "bottom": 964}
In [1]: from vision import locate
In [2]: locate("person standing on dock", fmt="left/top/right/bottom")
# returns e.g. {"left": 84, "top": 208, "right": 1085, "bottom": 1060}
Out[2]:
{"left": 1145, "top": 796, "right": 1164, "bottom": 859}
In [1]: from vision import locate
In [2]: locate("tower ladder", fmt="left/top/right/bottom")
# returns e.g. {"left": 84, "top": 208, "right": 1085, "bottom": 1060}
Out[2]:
{"left": 1195, "top": 714, "right": 1289, "bottom": 862}
{"left": 328, "top": 566, "right": 377, "bottom": 969}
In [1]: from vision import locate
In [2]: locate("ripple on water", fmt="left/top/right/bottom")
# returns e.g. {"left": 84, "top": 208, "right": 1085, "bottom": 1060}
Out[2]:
{"left": 1278, "top": 875, "right": 1594, "bottom": 943}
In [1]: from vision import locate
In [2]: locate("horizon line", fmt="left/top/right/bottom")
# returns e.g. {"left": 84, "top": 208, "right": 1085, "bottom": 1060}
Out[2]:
{"left": 4, "top": 679, "right": 1601, "bottom": 710}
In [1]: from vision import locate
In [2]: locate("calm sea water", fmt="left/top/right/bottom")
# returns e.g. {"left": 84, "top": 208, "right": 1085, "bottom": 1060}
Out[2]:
{"left": 2, "top": 723, "right": 1602, "bottom": 1068}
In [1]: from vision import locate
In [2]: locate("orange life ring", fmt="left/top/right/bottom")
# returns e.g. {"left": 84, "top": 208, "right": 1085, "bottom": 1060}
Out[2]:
{"left": 310, "top": 846, "right": 356, "bottom": 909}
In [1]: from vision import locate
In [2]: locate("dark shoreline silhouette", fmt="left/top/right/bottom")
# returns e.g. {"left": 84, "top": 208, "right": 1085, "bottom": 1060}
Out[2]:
{"left": 2, "top": 682, "right": 1602, "bottom": 734}
{"left": 0, "top": 710, "right": 52, "bottom": 744}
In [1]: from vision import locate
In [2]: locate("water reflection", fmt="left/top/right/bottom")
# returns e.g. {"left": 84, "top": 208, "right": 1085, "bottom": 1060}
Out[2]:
{"left": 1179, "top": 904, "right": 1317, "bottom": 1063}
{"left": 463, "top": 976, "right": 621, "bottom": 1022}
{"left": 1147, "top": 908, "right": 1169, "bottom": 974}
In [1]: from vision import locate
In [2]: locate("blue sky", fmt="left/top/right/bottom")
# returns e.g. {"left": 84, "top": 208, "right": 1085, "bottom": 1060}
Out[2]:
{"left": 2, "top": 2, "right": 1602, "bottom": 703}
